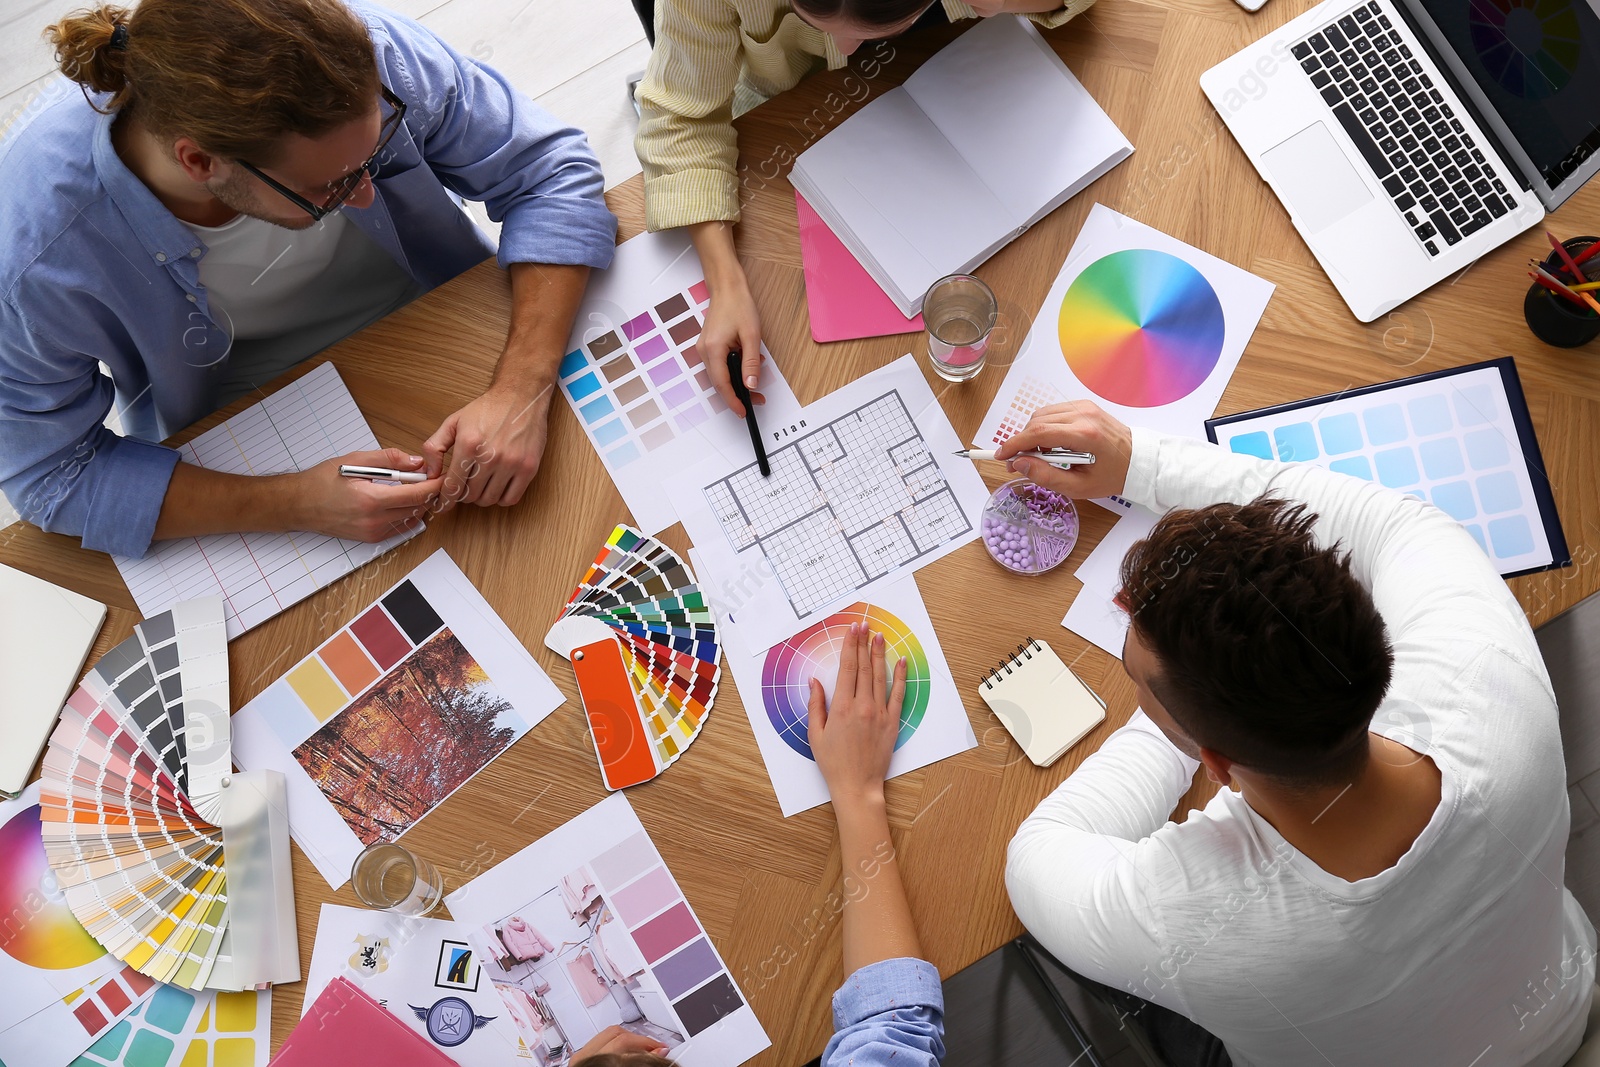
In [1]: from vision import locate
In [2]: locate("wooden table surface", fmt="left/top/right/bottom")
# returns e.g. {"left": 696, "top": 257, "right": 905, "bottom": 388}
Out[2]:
{"left": 5, "top": 0, "right": 1599, "bottom": 1061}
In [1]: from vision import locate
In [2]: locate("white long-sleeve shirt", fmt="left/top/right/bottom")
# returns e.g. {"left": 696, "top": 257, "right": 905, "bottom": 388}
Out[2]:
{"left": 1007, "top": 429, "right": 1595, "bottom": 1067}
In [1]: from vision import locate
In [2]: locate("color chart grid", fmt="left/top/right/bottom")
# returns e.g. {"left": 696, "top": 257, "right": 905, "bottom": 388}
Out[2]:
{"left": 985, "top": 376, "right": 1066, "bottom": 447}
{"left": 115, "top": 363, "right": 419, "bottom": 638}
{"left": 1214, "top": 371, "right": 1551, "bottom": 571}
{"left": 558, "top": 281, "right": 726, "bottom": 471}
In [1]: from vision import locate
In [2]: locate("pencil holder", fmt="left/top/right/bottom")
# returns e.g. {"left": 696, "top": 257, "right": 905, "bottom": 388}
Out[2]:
{"left": 1525, "top": 235, "right": 1600, "bottom": 349}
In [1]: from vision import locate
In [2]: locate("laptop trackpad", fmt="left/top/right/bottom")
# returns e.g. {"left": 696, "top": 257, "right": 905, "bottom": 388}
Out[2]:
{"left": 1262, "top": 122, "right": 1374, "bottom": 234}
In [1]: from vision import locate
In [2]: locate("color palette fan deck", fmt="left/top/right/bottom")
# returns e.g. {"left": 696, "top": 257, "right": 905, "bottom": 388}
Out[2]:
{"left": 545, "top": 526, "right": 721, "bottom": 791}
{"left": 37, "top": 599, "right": 236, "bottom": 990}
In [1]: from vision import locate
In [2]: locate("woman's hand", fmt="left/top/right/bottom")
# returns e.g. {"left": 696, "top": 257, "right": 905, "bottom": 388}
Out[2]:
{"left": 809, "top": 623, "right": 907, "bottom": 808}
{"left": 571, "top": 1025, "right": 668, "bottom": 1064}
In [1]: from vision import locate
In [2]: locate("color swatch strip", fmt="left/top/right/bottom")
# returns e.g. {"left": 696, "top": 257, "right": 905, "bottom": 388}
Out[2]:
{"left": 589, "top": 832, "right": 745, "bottom": 1037}
{"left": 285, "top": 580, "right": 444, "bottom": 722}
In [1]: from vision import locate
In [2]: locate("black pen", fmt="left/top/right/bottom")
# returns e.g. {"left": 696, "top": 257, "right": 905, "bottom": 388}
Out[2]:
{"left": 727, "top": 350, "right": 771, "bottom": 477}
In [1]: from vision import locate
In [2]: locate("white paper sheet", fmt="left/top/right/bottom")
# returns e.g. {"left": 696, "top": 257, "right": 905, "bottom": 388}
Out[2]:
{"left": 557, "top": 229, "right": 803, "bottom": 534}
{"left": 1060, "top": 511, "right": 1157, "bottom": 660}
{"left": 232, "top": 550, "right": 563, "bottom": 887}
{"left": 114, "top": 362, "right": 421, "bottom": 639}
{"left": 673, "top": 354, "right": 989, "bottom": 655}
{"left": 447, "top": 794, "right": 770, "bottom": 1067}
{"left": 696, "top": 558, "right": 977, "bottom": 817}
{"left": 975, "top": 205, "right": 1274, "bottom": 518}
{"left": 303, "top": 904, "right": 526, "bottom": 1066}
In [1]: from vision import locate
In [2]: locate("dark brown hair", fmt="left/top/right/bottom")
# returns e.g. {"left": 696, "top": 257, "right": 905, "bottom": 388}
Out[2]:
{"left": 791, "top": 0, "right": 935, "bottom": 27}
{"left": 45, "top": 0, "right": 379, "bottom": 162}
{"left": 1118, "top": 496, "right": 1394, "bottom": 785}
{"left": 576, "top": 1055, "right": 673, "bottom": 1067}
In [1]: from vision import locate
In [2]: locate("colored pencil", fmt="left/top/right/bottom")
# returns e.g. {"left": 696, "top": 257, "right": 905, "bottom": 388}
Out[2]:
{"left": 1531, "top": 260, "right": 1600, "bottom": 314}
{"left": 1529, "top": 272, "right": 1591, "bottom": 308}
{"left": 1547, "top": 231, "right": 1586, "bottom": 280}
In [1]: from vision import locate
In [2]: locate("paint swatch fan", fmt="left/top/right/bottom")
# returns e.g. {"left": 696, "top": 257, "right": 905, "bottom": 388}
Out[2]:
{"left": 38, "top": 598, "right": 300, "bottom": 991}
{"left": 546, "top": 526, "right": 721, "bottom": 790}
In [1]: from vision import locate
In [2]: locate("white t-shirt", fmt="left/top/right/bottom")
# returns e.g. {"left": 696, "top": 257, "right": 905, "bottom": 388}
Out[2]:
{"left": 183, "top": 211, "right": 418, "bottom": 406}
{"left": 1007, "top": 429, "right": 1595, "bottom": 1067}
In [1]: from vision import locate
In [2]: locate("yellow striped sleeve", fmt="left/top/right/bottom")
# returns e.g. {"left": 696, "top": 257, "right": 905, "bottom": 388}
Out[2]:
{"left": 635, "top": 0, "right": 747, "bottom": 230}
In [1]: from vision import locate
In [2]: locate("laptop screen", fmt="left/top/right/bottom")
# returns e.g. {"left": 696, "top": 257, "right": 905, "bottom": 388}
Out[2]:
{"left": 1412, "top": 0, "right": 1600, "bottom": 188}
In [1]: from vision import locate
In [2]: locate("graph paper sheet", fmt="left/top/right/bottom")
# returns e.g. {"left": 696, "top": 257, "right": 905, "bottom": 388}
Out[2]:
{"left": 115, "top": 363, "right": 421, "bottom": 639}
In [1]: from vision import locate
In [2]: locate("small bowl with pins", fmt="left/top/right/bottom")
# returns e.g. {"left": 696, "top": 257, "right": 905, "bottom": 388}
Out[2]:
{"left": 981, "top": 478, "right": 1079, "bottom": 576}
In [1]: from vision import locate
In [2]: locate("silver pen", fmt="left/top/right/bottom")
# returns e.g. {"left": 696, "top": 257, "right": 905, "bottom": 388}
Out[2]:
{"left": 339, "top": 464, "right": 428, "bottom": 483}
{"left": 953, "top": 447, "right": 1096, "bottom": 470}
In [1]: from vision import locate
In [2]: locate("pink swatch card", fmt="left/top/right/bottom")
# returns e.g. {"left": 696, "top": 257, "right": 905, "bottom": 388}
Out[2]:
{"left": 796, "top": 192, "right": 924, "bottom": 344}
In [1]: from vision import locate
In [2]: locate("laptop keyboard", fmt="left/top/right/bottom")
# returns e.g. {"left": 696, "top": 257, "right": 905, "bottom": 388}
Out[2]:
{"left": 1291, "top": 0, "right": 1516, "bottom": 256}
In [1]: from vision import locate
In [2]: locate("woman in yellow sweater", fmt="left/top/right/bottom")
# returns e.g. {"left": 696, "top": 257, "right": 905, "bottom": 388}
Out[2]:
{"left": 634, "top": 0, "right": 1094, "bottom": 414}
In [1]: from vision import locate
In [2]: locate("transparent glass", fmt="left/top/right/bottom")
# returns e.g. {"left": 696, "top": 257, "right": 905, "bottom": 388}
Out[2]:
{"left": 351, "top": 841, "right": 444, "bottom": 916}
{"left": 923, "top": 274, "right": 997, "bottom": 382}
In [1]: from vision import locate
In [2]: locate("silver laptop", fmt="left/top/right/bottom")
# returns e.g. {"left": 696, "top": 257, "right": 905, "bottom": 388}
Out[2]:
{"left": 1202, "top": 0, "right": 1600, "bottom": 322}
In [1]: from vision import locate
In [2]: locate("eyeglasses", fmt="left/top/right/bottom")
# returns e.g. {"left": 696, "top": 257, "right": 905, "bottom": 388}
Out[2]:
{"left": 237, "top": 86, "right": 407, "bottom": 221}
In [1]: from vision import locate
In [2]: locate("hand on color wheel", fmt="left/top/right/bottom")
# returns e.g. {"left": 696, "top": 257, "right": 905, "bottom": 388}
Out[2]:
{"left": 809, "top": 623, "right": 906, "bottom": 808}
{"left": 571, "top": 1025, "right": 670, "bottom": 1064}
{"left": 995, "top": 401, "right": 1134, "bottom": 501}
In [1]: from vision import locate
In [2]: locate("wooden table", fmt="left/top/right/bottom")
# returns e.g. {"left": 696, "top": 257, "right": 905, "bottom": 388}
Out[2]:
{"left": 5, "top": 0, "right": 1598, "bottom": 1061}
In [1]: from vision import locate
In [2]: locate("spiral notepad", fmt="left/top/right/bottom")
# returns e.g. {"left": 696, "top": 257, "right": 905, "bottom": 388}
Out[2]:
{"left": 978, "top": 638, "right": 1105, "bottom": 767}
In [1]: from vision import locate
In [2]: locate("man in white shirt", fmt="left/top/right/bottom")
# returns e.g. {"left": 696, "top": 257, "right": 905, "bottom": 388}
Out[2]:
{"left": 998, "top": 401, "right": 1595, "bottom": 1066}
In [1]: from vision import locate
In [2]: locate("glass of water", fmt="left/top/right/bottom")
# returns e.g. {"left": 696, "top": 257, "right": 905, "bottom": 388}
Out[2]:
{"left": 923, "top": 274, "right": 997, "bottom": 382}
{"left": 351, "top": 841, "right": 444, "bottom": 916}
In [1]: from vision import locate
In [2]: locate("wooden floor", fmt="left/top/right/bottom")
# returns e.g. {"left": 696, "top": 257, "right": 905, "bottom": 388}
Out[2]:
{"left": 2, "top": 0, "right": 1599, "bottom": 1063}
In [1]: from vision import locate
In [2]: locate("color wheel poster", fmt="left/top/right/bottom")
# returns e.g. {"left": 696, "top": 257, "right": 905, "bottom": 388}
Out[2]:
{"left": 694, "top": 559, "right": 976, "bottom": 817}
{"left": 232, "top": 550, "right": 565, "bottom": 888}
{"left": 0, "top": 784, "right": 160, "bottom": 1067}
{"left": 975, "top": 204, "right": 1275, "bottom": 514}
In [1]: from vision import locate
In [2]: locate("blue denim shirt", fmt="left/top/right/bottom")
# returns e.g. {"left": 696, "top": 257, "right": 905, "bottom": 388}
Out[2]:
{"left": 823, "top": 958, "right": 946, "bottom": 1066}
{"left": 0, "top": 2, "right": 616, "bottom": 558}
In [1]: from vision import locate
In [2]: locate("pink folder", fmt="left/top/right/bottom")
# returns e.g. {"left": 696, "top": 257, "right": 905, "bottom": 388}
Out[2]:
{"left": 270, "top": 978, "right": 458, "bottom": 1066}
{"left": 796, "top": 192, "right": 924, "bottom": 344}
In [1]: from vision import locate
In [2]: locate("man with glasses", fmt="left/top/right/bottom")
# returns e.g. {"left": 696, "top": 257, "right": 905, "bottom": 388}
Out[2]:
{"left": 0, "top": 0, "right": 617, "bottom": 558}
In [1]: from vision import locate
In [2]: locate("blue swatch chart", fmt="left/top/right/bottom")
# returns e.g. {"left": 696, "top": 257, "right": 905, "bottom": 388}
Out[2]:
{"left": 1207, "top": 360, "right": 1564, "bottom": 578}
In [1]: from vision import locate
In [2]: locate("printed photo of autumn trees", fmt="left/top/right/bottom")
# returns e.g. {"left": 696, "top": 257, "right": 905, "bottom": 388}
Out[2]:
{"left": 293, "top": 627, "right": 518, "bottom": 844}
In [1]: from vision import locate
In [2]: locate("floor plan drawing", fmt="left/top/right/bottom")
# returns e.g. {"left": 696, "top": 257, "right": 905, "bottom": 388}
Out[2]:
{"left": 704, "top": 391, "right": 973, "bottom": 616}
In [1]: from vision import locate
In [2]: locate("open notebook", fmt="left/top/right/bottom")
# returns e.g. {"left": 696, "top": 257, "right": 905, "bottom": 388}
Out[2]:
{"left": 790, "top": 15, "right": 1132, "bottom": 316}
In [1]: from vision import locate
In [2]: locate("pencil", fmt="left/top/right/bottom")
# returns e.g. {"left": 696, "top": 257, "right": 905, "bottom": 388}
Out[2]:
{"left": 1547, "top": 231, "right": 1586, "bottom": 280}
{"left": 726, "top": 350, "right": 771, "bottom": 477}
{"left": 1531, "top": 260, "right": 1600, "bottom": 315}
{"left": 1529, "top": 272, "right": 1591, "bottom": 308}
{"left": 1572, "top": 241, "right": 1600, "bottom": 269}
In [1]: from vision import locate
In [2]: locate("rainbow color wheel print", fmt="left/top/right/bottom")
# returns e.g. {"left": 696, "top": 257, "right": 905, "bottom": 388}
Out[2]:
{"left": 1468, "top": 0, "right": 1580, "bottom": 100}
{"left": 761, "top": 604, "right": 931, "bottom": 760}
{"left": 1057, "top": 249, "right": 1226, "bottom": 409}
{"left": 0, "top": 802, "right": 106, "bottom": 970}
